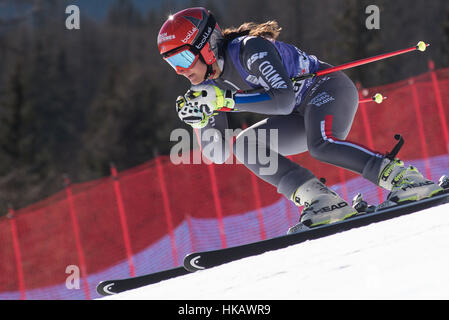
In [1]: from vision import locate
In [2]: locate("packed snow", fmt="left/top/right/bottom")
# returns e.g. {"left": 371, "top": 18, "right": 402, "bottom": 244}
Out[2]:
{"left": 103, "top": 202, "right": 449, "bottom": 300}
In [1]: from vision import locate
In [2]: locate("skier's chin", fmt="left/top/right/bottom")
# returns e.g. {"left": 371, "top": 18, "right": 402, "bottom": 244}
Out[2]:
{"left": 189, "top": 77, "right": 203, "bottom": 85}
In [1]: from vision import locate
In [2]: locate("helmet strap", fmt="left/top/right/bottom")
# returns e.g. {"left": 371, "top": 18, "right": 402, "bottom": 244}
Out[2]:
{"left": 204, "top": 64, "right": 215, "bottom": 80}
{"left": 198, "top": 54, "right": 215, "bottom": 80}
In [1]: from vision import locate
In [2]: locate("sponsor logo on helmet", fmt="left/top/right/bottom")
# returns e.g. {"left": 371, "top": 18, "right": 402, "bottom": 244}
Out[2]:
{"left": 195, "top": 26, "right": 212, "bottom": 50}
{"left": 158, "top": 32, "right": 176, "bottom": 44}
{"left": 182, "top": 26, "right": 198, "bottom": 44}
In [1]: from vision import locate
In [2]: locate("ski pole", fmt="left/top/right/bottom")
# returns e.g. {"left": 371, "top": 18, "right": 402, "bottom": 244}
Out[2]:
{"left": 293, "top": 41, "right": 429, "bottom": 81}
{"left": 216, "top": 42, "right": 425, "bottom": 111}
{"left": 359, "top": 93, "right": 386, "bottom": 104}
{"left": 216, "top": 92, "right": 387, "bottom": 111}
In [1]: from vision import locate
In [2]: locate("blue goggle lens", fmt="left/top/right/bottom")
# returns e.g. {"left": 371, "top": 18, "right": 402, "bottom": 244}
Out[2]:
{"left": 165, "top": 49, "right": 197, "bottom": 70}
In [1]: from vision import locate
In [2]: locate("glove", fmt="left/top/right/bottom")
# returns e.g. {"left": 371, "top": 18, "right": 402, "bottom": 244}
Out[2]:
{"left": 186, "top": 84, "right": 235, "bottom": 112}
{"left": 176, "top": 95, "right": 215, "bottom": 129}
{"left": 176, "top": 85, "right": 235, "bottom": 129}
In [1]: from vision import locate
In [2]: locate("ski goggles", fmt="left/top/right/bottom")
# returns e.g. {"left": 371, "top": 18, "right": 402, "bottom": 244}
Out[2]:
{"left": 163, "top": 46, "right": 199, "bottom": 73}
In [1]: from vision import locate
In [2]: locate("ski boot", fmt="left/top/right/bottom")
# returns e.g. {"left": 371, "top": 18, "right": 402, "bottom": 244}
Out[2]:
{"left": 287, "top": 178, "right": 358, "bottom": 234}
{"left": 376, "top": 158, "right": 444, "bottom": 209}
{"left": 370, "top": 134, "right": 444, "bottom": 208}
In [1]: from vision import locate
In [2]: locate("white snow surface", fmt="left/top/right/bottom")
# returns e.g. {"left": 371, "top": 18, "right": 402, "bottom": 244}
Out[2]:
{"left": 103, "top": 202, "right": 449, "bottom": 300}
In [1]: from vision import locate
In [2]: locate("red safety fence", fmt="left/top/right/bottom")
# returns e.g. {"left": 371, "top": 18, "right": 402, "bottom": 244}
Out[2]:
{"left": 1, "top": 61, "right": 449, "bottom": 299}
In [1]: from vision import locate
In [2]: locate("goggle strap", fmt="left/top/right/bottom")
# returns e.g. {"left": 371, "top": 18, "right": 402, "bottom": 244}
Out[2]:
{"left": 191, "top": 13, "right": 216, "bottom": 52}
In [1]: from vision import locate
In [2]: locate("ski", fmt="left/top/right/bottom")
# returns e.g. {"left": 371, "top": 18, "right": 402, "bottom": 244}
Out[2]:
{"left": 183, "top": 179, "right": 449, "bottom": 272}
{"left": 96, "top": 266, "right": 190, "bottom": 296}
{"left": 97, "top": 175, "right": 449, "bottom": 295}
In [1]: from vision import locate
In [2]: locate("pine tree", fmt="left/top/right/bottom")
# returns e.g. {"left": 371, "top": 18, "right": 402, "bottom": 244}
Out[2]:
{"left": 0, "top": 50, "right": 40, "bottom": 213}
{"left": 106, "top": 0, "right": 144, "bottom": 28}
{"left": 334, "top": 0, "right": 385, "bottom": 87}
{"left": 442, "top": 1, "right": 449, "bottom": 67}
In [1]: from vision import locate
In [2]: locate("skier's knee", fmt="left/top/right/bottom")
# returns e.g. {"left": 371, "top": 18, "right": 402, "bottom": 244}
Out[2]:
{"left": 308, "top": 129, "right": 350, "bottom": 162}
{"left": 308, "top": 139, "right": 331, "bottom": 162}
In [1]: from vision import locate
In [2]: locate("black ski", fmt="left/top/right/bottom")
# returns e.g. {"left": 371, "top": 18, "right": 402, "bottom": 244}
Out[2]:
{"left": 183, "top": 188, "right": 449, "bottom": 272}
{"left": 96, "top": 266, "right": 190, "bottom": 296}
{"left": 97, "top": 173, "right": 449, "bottom": 295}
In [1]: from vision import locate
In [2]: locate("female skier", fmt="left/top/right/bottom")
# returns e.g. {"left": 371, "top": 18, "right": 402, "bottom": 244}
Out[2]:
{"left": 157, "top": 7, "right": 443, "bottom": 233}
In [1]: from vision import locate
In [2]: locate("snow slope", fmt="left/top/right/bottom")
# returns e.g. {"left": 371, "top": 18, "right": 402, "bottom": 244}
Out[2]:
{"left": 103, "top": 202, "right": 449, "bottom": 300}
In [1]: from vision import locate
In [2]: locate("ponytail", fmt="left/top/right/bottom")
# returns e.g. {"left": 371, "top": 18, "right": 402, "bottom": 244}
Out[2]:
{"left": 222, "top": 20, "right": 282, "bottom": 42}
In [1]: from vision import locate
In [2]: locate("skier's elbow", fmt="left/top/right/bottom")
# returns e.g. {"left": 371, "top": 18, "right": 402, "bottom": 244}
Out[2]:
{"left": 275, "top": 90, "right": 296, "bottom": 115}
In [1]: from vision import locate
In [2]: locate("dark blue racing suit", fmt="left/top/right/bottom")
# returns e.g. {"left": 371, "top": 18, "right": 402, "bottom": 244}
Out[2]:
{"left": 197, "top": 35, "right": 385, "bottom": 200}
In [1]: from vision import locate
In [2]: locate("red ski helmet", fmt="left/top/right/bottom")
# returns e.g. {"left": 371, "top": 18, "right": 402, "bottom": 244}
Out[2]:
{"left": 157, "top": 7, "right": 222, "bottom": 74}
